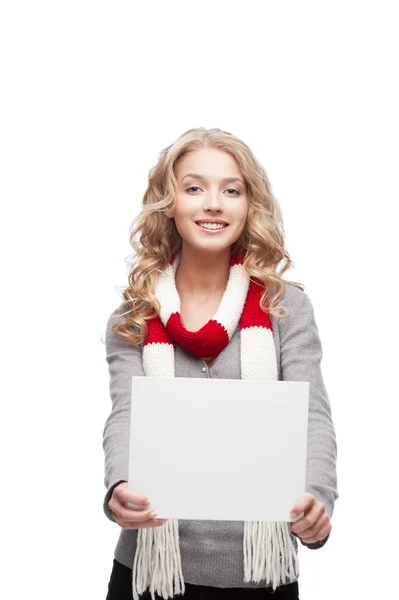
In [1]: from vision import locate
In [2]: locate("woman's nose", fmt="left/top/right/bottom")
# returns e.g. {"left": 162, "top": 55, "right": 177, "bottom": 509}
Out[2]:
{"left": 203, "top": 192, "right": 223, "bottom": 211}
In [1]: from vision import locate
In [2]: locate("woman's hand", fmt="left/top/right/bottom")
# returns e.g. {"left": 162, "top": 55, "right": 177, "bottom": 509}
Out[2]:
{"left": 289, "top": 492, "right": 331, "bottom": 544}
{"left": 108, "top": 481, "right": 168, "bottom": 529}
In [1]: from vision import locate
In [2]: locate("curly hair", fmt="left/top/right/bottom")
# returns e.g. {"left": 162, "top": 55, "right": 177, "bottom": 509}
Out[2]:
{"left": 110, "top": 127, "right": 304, "bottom": 346}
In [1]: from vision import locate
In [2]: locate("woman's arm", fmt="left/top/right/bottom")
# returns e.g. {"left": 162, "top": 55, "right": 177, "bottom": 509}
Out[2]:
{"left": 279, "top": 288, "right": 339, "bottom": 547}
{"left": 102, "top": 304, "right": 144, "bottom": 522}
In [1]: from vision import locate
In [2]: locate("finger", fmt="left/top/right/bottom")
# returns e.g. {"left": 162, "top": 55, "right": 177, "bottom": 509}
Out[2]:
{"left": 116, "top": 485, "right": 150, "bottom": 508}
{"left": 290, "top": 502, "right": 324, "bottom": 536}
{"left": 294, "top": 512, "right": 329, "bottom": 541}
{"left": 290, "top": 492, "right": 315, "bottom": 520}
{"left": 300, "top": 519, "right": 331, "bottom": 543}
{"left": 117, "top": 505, "right": 159, "bottom": 524}
{"left": 108, "top": 494, "right": 146, "bottom": 518}
{"left": 113, "top": 513, "right": 168, "bottom": 529}
{"left": 290, "top": 504, "right": 323, "bottom": 536}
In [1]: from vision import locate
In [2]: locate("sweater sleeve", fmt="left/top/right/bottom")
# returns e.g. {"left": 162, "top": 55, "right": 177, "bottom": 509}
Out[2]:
{"left": 102, "top": 305, "right": 145, "bottom": 523}
{"left": 279, "top": 289, "right": 339, "bottom": 547}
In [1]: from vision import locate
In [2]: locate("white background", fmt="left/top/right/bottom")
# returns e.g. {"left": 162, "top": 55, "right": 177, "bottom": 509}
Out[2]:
{"left": 1, "top": 1, "right": 398, "bottom": 598}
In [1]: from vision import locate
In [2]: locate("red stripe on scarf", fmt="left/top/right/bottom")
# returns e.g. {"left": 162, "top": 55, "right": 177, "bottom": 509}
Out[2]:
{"left": 230, "top": 249, "right": 245, "bottom": 267}
{"left": 166, "top": 313, "right": 229, "bottom": 358}
{"left": 240, "top": 278, "right": 273, "bottom": 331}
{"left": 144, "top": 316, "right": 174, "bottom": 346}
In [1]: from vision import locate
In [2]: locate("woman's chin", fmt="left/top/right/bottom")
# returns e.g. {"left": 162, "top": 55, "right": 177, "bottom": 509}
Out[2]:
{"left": 182, "top": 237, "right": 234, "bottom": 254}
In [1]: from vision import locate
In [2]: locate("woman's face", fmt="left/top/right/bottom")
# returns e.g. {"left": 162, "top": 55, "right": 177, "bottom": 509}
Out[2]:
{"left": 169, "top": 148, "right": 249, "bottom": 255}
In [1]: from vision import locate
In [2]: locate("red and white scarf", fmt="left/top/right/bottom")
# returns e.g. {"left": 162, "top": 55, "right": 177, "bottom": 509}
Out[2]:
{"left": 132, "top": 250, "right": 299, "bottom": 600}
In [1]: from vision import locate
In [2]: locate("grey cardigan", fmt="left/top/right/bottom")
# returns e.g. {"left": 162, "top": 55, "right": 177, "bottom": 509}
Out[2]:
{"left": 102, "top": 283, "right": 339, "bottom": 588}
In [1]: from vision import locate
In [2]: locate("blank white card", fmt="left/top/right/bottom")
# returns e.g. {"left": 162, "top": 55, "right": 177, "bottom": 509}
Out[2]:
{"left": 128, "top": 376, "right": 309, "bottom": 522}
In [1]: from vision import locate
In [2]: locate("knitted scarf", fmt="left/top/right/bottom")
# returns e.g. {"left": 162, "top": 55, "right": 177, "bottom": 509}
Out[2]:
{"left": 131, "top": 249, "right": 299, "bottom": 600}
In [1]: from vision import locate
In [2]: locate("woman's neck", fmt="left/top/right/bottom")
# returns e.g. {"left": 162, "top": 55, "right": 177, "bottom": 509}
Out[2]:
{"left": 175, "top": 246, "right": 231, "bottom": 297}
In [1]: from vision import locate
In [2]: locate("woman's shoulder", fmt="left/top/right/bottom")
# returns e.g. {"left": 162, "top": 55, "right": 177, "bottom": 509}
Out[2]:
{"left": 107, "top": 301, "right": 131, "bottom": 322}
{"left": 267, "top": 283, "right": 317, "bottom": 339}
{"left": 105, "top": 301, "right": 140, "bottom": 352}
{"left": 269, "top": 282, "right": 309, "bottom": 314}
{"left": 106, "top": 301, "right": 130, "bottom": 335}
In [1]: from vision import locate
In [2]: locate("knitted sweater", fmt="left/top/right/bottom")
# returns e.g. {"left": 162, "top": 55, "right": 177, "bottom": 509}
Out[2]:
{"left": 102, "top": 283, "right": 339, "bottom": 588}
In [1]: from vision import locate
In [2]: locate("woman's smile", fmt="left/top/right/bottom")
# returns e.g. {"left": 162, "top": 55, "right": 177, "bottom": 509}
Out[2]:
{"left": 195, "top": 221, "right": 230, "bottom": 233}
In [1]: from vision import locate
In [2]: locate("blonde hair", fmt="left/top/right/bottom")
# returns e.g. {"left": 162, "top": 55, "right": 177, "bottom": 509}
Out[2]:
{"left": 111, "top": 127, "right": 304, "bottom": 346}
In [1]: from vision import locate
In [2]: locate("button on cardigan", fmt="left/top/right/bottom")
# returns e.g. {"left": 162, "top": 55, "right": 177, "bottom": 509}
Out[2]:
{"left": 102, "top": 283, "right": 339, "bottom": 588}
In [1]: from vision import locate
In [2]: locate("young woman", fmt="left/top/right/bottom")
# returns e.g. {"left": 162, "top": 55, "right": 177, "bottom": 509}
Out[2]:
{"left": 103, "top": 127, "right": 339, "bottom": 600}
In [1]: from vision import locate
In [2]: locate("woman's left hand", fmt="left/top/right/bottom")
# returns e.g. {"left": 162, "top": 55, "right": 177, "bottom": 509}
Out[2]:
{"left": 289, "top": 492, "right": 331, "bottom": 543}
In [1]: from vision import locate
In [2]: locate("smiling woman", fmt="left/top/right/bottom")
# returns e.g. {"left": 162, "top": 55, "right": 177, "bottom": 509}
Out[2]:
{"left": 103, "top": 127, "right": 338, "bottom": 600}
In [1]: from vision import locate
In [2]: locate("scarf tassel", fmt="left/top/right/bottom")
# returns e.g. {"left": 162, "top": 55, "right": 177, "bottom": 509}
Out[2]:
{"left": 132, "top": 519, "right": 185, "bottom": 600}
{"left": 243, "top": 521, "right": 299, "bottom": 590}
{"left": 132, "top": 520, "right": 299, "bottom": 599}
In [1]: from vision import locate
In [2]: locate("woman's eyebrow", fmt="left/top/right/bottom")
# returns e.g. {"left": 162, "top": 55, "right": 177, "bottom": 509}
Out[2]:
{"left": 180, "top": 173, "right": 244, "bottom": 185}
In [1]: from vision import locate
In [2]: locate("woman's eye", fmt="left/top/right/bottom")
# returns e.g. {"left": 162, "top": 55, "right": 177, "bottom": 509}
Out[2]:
{"left": 186, "top": 186, "right": 240, "bottom": 195}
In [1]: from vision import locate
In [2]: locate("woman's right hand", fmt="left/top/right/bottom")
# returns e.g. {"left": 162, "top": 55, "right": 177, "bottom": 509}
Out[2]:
{"left": 108, "top": 481, "right": 168, "bottom": 529}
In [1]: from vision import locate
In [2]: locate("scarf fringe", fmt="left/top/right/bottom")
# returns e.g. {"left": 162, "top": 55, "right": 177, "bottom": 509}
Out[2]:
{"left": 132, "top": 520, "right": 299, "bottom": 599}
{"left": 132, "top": 519, "right": 185, "bottom": 600}
{"left": 243, "top": 521, "right": 299, "bottom": 591}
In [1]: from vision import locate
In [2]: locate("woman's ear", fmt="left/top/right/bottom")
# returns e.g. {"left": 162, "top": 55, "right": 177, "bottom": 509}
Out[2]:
{"left": 164, "top": 206, "right": 174, "bottom": 219}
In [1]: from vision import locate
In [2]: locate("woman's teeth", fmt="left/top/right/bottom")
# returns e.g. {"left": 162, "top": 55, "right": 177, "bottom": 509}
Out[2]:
{"left": 198, "top": 222, "right": 227, "bottom": 230}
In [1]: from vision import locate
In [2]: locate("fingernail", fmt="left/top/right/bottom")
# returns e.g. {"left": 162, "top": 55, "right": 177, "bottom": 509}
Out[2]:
{"left": 290, "top": 512, "right": 297, "bottom": 519}
{"left": 149, "top": 511, "right": 158, "bottom": 518}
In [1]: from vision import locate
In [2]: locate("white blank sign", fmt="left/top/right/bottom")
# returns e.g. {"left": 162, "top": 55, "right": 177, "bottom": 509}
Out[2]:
{"left": 128, "top": 376, "right": 309, "bottom": 522}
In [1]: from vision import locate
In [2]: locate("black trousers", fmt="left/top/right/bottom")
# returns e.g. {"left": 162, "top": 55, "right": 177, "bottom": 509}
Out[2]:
{"left": 106, "top": 558, "right": 300, "bottom": 599}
